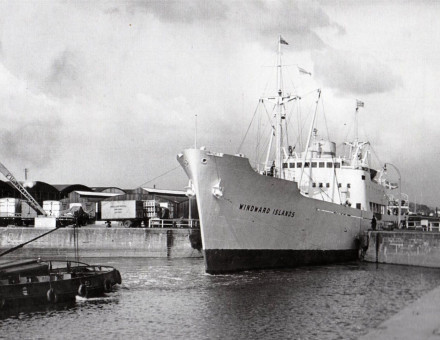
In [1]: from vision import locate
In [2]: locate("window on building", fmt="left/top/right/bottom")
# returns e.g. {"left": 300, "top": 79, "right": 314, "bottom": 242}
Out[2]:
{"left": 356, "top": 203, "right": 361, "bottom": 209}
{"left": 312, "top": 183, "right": 316, "bottom": 188}
{"left": 326, "top": 183, "right": 330, "bottom": 188}
{"left": 362, "top": 175, "right": 365, "bottom": 180}
{"left": 319, "top": 162, "right": 325, "bottom": 168}
{"left": 347, "top": 184, "right": 351, "bottom": 188}
{"left": 319, "top": 183, "right": 323, "bottom": 188}
{"left": 338, "top": 183, "right": 342, "bottom": 188}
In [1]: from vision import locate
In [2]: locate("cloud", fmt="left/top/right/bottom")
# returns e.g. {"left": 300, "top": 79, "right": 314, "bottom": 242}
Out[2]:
{"left": 45, "top": 49, "right": 82, "bottom": 98}
{"left": 235, "top": 0, "right": 343, "bottom": 50}
{"left": 0, "top": 1, "right": 427, "bottom": 200}
{"left": 0, "top": 118, "right": 62, "bottom": 168}
{"left": 129, "top": 0, "right": 228, "bottom": 23}
{"left": 0, "top": 59, "right": 63, "bottom": 169}
{"left": 311, "top": 48, "right": 402, "bottom": 95}
{"left": 127, "top": 0, "right": 343, "bottom": 51}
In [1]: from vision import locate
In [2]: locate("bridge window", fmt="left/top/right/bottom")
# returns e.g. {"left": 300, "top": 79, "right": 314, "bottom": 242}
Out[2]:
{"left": 326, "top": 183, "right": 330, "bottom": 188}
{"left": 362, "top": 175, "right": 366, "bottom": 180}
{"left": 334, "top": 163, "right": 340, "bottom": 168}
{"left": 319, "top": 162, "right": 325, "bottom": 168}
{"left": 326, "top": 162, "right": 333, "bottom": 168}
{"left": 304, "top": 162, "right": 310, "bottom": 168}
{"left": 312, "top": 183, "right": 316, "bottom": 188}
{"left": 283, "top": 163, "right": 288, "bottom": 168}
{"left": 356, "top": 203, "right": 361, "bottom": 209}
{"left": 289, "top": 163, "right": 295, "bottom": 168}
{"left": 347, "top": 184, "right": 351, "bottom": 188}
{"left": 311, "top": 162, "right": 317, "bottom": 168}
{"left": 319, "top": 183, "right": 323, "bottom": 188}
{"left": 297, "top": 163, "right": 302, "bottom": 168}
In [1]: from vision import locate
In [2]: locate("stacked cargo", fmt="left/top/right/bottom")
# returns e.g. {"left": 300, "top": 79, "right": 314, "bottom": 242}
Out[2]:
{"left": 43, "top": 200, "right": 64, "bottom": 217}
{"left": 145, "top": 200, "right": 160, "bottom": 219}
{"left": 0, "top": 198, "right": 21, "bottom": 217}
{"left": 0, "top": 198, "right": 21, "bottom": 226}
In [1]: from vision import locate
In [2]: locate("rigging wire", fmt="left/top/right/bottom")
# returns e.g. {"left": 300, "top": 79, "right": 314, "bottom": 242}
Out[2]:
{"left": 236, "top": 101, "right": 263, "bottom": 154}
{"left": 137, "top": 165, "right": 182, "bottom": 188}
{"left": 318, "top": 96, "right": 343, "bottom": 203}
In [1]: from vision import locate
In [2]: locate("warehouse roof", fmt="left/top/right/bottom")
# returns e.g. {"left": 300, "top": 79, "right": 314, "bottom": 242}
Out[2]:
{"left": 74, "top": 191, "right": 121, "bottom": 198}
{"left": 141, "top": 187, "right": 187, "bottom": 196}
{"left": 53, "top": 184, "right": 93, "bottom": 198}
{"left": 91, "top": 187, "right": 126, "bottom": 194}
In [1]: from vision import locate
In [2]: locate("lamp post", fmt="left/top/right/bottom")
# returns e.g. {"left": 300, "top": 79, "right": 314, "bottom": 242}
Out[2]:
{"left": 384, "top": 163, "right": 401, "bottom": 228}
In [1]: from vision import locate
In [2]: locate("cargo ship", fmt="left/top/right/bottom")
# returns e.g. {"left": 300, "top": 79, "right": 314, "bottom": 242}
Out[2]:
{"left": 177, "top": 36, "right": 403, "bottom": 274}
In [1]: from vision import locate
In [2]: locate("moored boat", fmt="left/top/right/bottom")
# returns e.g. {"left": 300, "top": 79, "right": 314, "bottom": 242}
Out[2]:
{"left": 0, "top": 258, "right": 122, "bottom": 309}
{"left": 177, "top": 36, "right": 404, "bottom": 274}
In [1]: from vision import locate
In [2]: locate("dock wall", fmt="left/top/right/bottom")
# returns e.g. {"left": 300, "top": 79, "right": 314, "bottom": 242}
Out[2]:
{"left": 0, "top": 227, "right": 203, "bottom": 259}
{"left": 364, "top": 231, "right": 440, "bottom": 267}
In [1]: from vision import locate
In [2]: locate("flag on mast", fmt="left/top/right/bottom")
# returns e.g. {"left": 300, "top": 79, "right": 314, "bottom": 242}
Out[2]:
{"left": 280, "top": 36, "right": 289, "bottom": 45}
{"left": 356, "top": 100, "right": 364, "bottom": 108}
{"left": 298, "top": 66, "right": 311, "bottom": 76}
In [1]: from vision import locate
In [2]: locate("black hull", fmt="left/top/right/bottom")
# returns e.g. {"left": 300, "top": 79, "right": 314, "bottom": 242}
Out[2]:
{"left": 204, "top": 249, "right": 359, "bottom": 274}
{"left": 0, "top": 260, "right": 122, "bottom": 310}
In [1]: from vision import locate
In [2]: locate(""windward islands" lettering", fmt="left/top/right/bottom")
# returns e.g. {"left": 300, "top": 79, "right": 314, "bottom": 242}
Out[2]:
{"left": 238, "top": 204, "right": 295, "bottom": 218}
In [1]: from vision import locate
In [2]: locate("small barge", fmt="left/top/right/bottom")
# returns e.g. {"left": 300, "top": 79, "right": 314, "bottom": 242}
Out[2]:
{"left": 0, "top": 258, "right": 122, "bottom": 309}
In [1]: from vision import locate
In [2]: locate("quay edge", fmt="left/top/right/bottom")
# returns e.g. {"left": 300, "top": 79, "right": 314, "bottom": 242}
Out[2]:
{"left": 363, "top": 230, "right": 440, "bottom": 268}
{"left": 0, "top": 227, "right": 203, "bottom": 259}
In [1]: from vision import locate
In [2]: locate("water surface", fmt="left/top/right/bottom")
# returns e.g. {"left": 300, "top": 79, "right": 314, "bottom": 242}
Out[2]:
{"left": 1, "top": 258, "right": 439, "bottom": 339}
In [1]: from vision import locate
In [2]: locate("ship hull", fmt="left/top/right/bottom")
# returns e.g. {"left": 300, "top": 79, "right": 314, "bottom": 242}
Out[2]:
{"left": 204, "top": 249, "right": 358, "bottom": 274}
{"left": 178, "top": 149, "right": 372, "bottom": 274}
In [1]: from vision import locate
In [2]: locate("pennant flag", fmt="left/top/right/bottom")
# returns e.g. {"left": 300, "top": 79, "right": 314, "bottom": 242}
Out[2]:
{"left": 356, "top": 100, "right": 364, "bottom": 108}
{"left": 280, "top": 36, "right": 289, "bottom": 45}
{"left": 298, "top": 66, "right": 311, "bottom": 76}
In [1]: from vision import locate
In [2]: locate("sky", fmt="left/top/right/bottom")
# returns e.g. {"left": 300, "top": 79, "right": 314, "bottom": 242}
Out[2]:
{"left": 0, "top": 1, "right": 439, "bottom": 206}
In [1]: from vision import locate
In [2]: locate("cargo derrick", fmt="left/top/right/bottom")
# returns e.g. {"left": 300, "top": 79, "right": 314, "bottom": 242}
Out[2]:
{"left": 0, "top": 161, "right": 67, "bottom": 228}
{"left": 0, "top": 162, "right": 46, "bottom": 216}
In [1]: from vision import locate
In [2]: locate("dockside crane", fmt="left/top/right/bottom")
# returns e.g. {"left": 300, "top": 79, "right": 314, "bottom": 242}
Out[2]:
{"left": 0, "top": 161, "right": 47, "bottom": 216}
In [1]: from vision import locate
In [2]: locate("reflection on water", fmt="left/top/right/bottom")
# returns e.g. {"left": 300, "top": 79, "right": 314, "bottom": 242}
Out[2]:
{"left": 1, "top": 258, "right": 440, "bottom": 339}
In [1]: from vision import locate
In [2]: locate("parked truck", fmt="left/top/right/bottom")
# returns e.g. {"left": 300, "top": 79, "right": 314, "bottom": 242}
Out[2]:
{"left": 101, "top": 200, "right": 147, "bottom": 228}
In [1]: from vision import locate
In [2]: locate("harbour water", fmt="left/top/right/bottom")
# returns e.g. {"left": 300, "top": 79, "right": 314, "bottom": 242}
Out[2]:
{"left": 2, "top": 257, "right": 440, "bottom": 339}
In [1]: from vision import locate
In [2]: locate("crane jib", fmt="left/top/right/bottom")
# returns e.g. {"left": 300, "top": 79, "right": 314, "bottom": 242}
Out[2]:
{"left": 5, "top": 172, "right": 19, "bottom": 185}
{"left": 0, "top": 161, "right": 47, "bottom": 216}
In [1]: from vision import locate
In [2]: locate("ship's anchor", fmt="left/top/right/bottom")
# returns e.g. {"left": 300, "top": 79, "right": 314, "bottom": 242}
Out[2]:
{"left": 212, "top": 179, "right": 223, "bottom": 198}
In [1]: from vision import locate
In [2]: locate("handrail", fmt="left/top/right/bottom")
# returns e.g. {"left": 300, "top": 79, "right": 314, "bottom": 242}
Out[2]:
{"left": 148, "top": 218, "right": 199, "bottom": 229}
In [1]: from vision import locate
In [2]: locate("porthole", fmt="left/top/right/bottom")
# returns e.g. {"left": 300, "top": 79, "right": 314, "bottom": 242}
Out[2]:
{"left": 201, "top": 158, "right": 208, "bottom": 164}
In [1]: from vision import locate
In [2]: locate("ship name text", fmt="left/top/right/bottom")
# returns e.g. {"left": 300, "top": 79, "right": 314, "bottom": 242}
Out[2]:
{"left": 239, "top": 204, "right": 295, "bottom": 218}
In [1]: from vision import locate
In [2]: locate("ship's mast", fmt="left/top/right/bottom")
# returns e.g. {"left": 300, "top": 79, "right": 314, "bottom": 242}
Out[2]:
{"left": 262, "top": 36, "right": 298, "bottom": 178}
{"left": 275, "top": 37, "right": 283, "bottom": 178}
